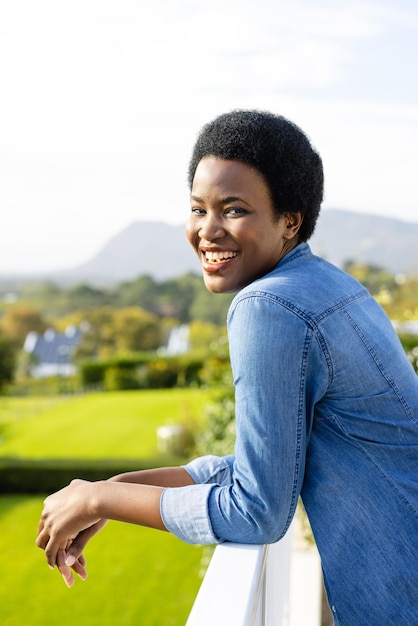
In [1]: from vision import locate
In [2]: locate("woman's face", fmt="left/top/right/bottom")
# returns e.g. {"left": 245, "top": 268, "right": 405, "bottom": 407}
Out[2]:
{"left": 186, "top": 156, "right": 301, "bottom": 293}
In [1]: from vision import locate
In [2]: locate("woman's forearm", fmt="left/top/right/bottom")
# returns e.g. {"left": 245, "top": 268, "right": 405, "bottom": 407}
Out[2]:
{"left": 91, "top": 481, "right": 167, "bottom": 530}
{"left": 109, "top": 466, "right": 196, "bottom": 488}
{"left": 93, "top": 467, "right": 196, "bottom": 531}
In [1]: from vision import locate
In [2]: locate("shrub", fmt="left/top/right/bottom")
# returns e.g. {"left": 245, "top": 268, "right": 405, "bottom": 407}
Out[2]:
{"left": 146, "top": 359, "right": 181, "bottom": 389}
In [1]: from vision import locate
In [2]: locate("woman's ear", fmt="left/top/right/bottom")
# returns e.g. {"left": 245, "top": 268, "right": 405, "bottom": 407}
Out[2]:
{"left": 284, "top": 212, "right": 303, "bottom": 238}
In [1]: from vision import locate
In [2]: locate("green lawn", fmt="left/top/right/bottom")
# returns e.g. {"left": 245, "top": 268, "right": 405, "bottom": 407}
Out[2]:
{"left": 0, "top": 495, "right": 204, "bottom": 626}
{"left": 0, "top": 388, "right": 212, "bottom": 624}
{"left": 0, "top": 388, "right": 208, "bottom": 459}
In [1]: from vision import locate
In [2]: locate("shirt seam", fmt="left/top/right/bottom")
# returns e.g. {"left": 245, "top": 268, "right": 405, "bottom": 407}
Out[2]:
{"left": 344, "top": 309, "right": 418, "bottom": 427}
{"left": 228, "top": 289, "right": 368, "bottom": 328}
{"left": 327, "top": 413, "right": 418, "bottom": 519}
{"left": 228, "top": 291, "right": 336, "bottom": 388}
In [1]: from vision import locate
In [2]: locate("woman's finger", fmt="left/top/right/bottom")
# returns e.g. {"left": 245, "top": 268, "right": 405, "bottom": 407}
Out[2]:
{"left": 65, "top": 520, "right": 107, "bottom": 566}
{"left": 70, "top": 554, "right": 88, "bottom": 581}
{"left": 57, "top": 549, "right": 75, "bottom": 588}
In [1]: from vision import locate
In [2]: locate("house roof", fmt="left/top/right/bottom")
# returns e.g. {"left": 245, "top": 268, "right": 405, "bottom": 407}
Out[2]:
{"left": 23, "top": 326, "right": 81, "bottom": 365}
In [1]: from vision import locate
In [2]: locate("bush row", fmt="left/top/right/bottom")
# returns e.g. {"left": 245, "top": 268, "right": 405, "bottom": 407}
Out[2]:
{"left": 0, "top": 455, "right": 183, "bottom": 495}
{"left": 80, "top": 353, "right": 205, "bottom": 390}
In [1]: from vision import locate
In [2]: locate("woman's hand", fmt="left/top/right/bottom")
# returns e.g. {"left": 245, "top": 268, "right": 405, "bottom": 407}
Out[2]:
{"left": 36, "top": 467, "right": 190, "bottom": 586}
{"left": 57, "top": 519, "right": 108, "bottom": 587}
{"left": 36, "top": 479, "right": 101, "bottom": 573}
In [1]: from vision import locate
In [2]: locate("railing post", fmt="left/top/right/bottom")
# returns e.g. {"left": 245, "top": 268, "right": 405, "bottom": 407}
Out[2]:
{"left": 185, "top": 543, "right": 267, "bottom": 626}
{"left": 263, "top": 525, "right": 294, "bottom": 626}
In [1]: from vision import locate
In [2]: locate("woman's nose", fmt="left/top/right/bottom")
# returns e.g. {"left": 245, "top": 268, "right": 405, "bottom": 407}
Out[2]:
{"left": 198, "top": 214, "right": 226, "bottom": 241}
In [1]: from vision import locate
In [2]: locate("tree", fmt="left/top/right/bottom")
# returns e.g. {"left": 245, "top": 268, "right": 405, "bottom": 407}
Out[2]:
{"left": 188, "top": 320, "right": 227, "bottom": 352}
{"left": 67, "top": 283, "right": 110, "bottom": 311}
{"left": 116, "top": 275, "right": 160, "bottom": 312}
{"left": 0, "top": 305, "right": 49, "bottom": 349}
{"left": 73, "top": 307, "right": 116, "bottom": 359}
{"left": 112, "top": 307, "right": 162, "bottom": 352}
{"left": 343, "top": 261, "right": 397, "bottom": 295}
{"left": 190, "top": 287, "right": 233, "bottom": 325}
{"left": 73, "top": 306, "right": 163, "bottom": 359}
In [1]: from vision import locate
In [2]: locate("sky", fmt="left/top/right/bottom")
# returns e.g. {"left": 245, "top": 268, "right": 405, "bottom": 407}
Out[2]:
{"left": 1, "top": 0, "right": 417, "bottom": 274}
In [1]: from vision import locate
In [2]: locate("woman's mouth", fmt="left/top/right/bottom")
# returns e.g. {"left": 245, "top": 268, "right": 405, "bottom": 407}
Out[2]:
{"left": 203, "top": 250, "right": 238, "bottom": 264}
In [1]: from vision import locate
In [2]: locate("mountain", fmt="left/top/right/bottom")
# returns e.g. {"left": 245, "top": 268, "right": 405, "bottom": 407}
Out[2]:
{"left": 309, "top": 209, "right": 418, "bottom": 275}
{"left": 57, "top": 221, "right": 200, "bottom": 283}
{"left": 1, "top": 210, "right": 417, "bottom": 287}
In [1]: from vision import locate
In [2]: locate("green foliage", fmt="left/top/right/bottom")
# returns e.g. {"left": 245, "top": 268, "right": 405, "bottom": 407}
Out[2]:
{"left": 378, "top": 277, "right": 418, "bottom": 322}
{"left": 145, "top": 358, "right": 182, "bottom": 389}
{"left": 80, "top": 360, "right": 108, "bottom": 386}
{"left": 194, "top": 337, "right": 236, "bottom": 457}
{"left": 67, "top": 283, "right": 113, "bottom": 310}
{"left": 103, "top": 365, "right": 141, "bottom": 391}
{"left": 79, "top": 353, "right": 205, "bottom": 391}
{"left": 116, "top": 272, "right": 231, "bottom": 323}
{"left": 343, "top": 260, "right": 397, "bottom": 295}
{"left": 117, "top": 274, "right": 160, "bottom": 310}
{"left": 73, "top": 306, "right": 162, "bottom": 359}
{"left": 0, "top": 304, "right": 49, "bottom": 349}
{"left": 0, "top": 332, "right": 15, "bottom": 390}
{"left": 0, "top": 496, "right": 204, "bottom": 626}
{"left": 343, "top": 261, "right": 418, "bottom": 322}
{"left": 2, "top": 272, "right": 233, "bottom": 327}
{"left": 112, "top": 307, "right": 163, "bottom": 352}
{"left": 190, "top": 287, "right": 234, "bottom": 325}
{"left": 188, "top": 320, "right": 228, "bottom": 352}
{"left": 399, "top": 334, "right": 418, "bottom": 374}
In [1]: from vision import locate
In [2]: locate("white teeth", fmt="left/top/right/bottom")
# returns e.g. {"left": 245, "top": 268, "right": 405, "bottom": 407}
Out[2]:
{"left": 205, "top": 250, "right": 238, "bottom": 262}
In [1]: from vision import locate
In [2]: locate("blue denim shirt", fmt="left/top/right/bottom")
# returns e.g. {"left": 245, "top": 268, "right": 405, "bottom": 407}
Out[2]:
{"left": 161, "top": 243, "right": 418, "bottom": 625}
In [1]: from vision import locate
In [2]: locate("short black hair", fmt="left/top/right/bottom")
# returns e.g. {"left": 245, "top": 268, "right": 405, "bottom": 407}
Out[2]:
{"left": 188, "top": 110, "right": 324, "bottom": 241}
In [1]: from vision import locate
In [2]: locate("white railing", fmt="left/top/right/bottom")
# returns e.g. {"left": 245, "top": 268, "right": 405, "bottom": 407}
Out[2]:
{"left": 186, "top": 525, "right": 295, "bottom": 626}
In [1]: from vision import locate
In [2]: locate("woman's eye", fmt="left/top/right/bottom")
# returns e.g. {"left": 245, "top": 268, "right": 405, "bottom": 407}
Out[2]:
{"left": 226, "top": 207, "right": 247, "bottom": 216}
{"left": 191, "top": 207, "right": 206, "bottom": 215}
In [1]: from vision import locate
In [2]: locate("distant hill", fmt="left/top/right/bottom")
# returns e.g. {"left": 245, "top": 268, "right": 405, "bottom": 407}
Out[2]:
{"left": 310, "top": 209, "right": 418, "bottom": 275}
{"left": 58, "top": 221, "right": 200, "bottom": 283}
{"left": 1, "top": 210, "right": 417, "bottom": 286}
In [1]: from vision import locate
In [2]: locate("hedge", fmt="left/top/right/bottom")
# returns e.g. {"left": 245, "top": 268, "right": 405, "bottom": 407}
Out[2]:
{"left": 0, "top": 455, "right": 183, "bottom": 495}
{"left": 79, "top": 353, "right": 205, "bottom": 390}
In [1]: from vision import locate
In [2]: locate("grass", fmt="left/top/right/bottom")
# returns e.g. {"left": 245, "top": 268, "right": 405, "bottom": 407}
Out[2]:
{"left": 0, "top": 388, "right": 209, "bottom": 459}
{"left": 0, "top": 495, "right": 204, "bottom": 626}
{"left": 0, "top": 388, "right": 212, "bottom": 625}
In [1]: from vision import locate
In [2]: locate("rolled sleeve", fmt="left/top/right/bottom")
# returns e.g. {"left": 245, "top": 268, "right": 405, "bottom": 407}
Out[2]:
{"left": 161, "top": 483, "right": 221, "bottom": 544}
{"left": 183, "top": 454, "right": 235, "bottom": 486}
{"left": 161, "top": 455, "right": 235, "bottom": 544}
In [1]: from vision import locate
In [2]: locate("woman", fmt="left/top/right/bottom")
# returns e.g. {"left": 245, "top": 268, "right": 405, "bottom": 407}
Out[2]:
{"left": 37, "top": 110, "right": 418, "bottom": 625}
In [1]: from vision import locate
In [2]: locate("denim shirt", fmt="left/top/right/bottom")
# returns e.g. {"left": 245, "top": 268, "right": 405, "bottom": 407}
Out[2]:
{"left": 161, "top": 243, "right": 418, "bottom": 625}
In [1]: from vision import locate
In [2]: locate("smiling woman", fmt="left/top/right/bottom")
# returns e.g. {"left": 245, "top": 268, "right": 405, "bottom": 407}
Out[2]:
{"left": 35, "top": 110, "right": 418, "bottom": 626}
